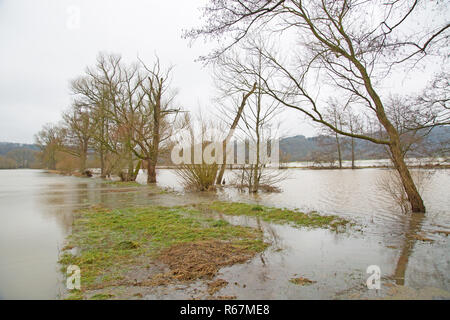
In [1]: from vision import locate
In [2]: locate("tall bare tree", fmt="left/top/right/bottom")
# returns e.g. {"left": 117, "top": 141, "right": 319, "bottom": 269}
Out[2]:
{"left": 133, "top": 58, "right": 180, "bottom": 183}
{"left": 186, "top": 0, "right": 450, "bottom": 212}
{"left": 214, "top": 39, "right": 282, "bottom": 192}
{"left": 71, "top": 53, "right": 143, "bottom": 181}
{"left": 61, "top": 104, "right": 94, "bottom": 173}
{"left": 35, "top": 123, "right": 64, "bottom": 170}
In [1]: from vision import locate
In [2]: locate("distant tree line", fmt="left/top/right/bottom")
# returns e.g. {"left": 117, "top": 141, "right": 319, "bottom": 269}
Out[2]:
{"left": 0, "top": 143, "right": 39, "bottom": 169}
{"left": 281, "top": 126, "right": 450, "bottom": 166}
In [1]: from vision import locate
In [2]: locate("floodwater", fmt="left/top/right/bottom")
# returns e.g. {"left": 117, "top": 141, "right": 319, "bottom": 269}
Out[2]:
{"left": 0, "top": 168, "right": 449, "bottom": 299}
{"left": 0, "top": 169, "right": 193, "bottom": 299}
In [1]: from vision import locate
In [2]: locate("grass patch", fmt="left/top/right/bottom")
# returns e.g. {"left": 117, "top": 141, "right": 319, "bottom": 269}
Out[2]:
{"left": 91, "top": 293, "right": 115, "bottom": 300}
{"left": 65, "top": 290, "right": 83, "bottom": 300}
{"left": 59, "top": 205, "right": 267, "bottom": 298}
{"left": 204, "top": 201, "right": 352, "bottom": 231}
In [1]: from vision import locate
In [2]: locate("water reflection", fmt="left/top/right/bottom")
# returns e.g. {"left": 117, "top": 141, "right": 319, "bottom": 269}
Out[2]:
{"left": 393, "top": 213, "right": 426, "bottom": 286}
{"left": 0, "top": 168, "right": 448, "bottom": 299}
{"left": 0, "top": 170, "right": 198, "bottom": 299}
{"left": 153, "top": 168, "right": 450, "bottom": 297}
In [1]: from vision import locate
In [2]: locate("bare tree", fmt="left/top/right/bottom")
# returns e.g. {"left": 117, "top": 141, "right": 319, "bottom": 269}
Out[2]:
{"left": 345, "top": 107, "right": 363, "bottom": 169}
{"left": 70, "top": 53, "right": 182, "bottom": 183}
{"left": 133, "top": 58, "right": 181, "bottom": 183}
{"left": 186, "top": 0, "right": 450, "bottom": 212}
{"left": 320, "top": 100, "right": 346, "bottom": 168}
{"left": 34, "top": 123, "right": 64, "bottom": 170}
{"left": 71, "top": 53, "right": 144, "bottom": 181}
{"left": 311, "top": 135, "right": 339, "bottom": 168}
{"left": 61, "top": 104, "right": 94, "bottom": 174}
{"left": 215, "top": 83, "right": 257, "bottom": 185}
{"left": 214, "top": 38, "right": 282, "bottom": 192}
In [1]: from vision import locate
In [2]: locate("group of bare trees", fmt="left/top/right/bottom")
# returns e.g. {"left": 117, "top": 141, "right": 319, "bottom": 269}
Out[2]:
{"left": 184, "top": 0, "right": 449, "bottom": 213}
{"left": 211, "top": 38, "right": 287, "bottom": 193}
{"left": 312, "top": 102, "right": 363, "bottom": 168}
{"left": 35, "top": 53, "right": 179, "bottom": 183}
{"left": 33, "top": 1, "right": 449, "bottom": 212}
{"left": 175, "top": 43, "right": 285, "bottom": 193}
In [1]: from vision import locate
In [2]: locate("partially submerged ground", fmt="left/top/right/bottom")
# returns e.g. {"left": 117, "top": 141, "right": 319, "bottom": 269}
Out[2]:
{"left": 60, "top": 200, "right": 352, "bottom": 300}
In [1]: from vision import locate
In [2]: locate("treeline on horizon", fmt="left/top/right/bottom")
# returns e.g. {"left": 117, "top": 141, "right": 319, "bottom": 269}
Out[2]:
{"left": 0, "top": 143, "right": 40, "bottom": 169}
{"left": 1, "top": 125, "right": 449, "bottom": 170}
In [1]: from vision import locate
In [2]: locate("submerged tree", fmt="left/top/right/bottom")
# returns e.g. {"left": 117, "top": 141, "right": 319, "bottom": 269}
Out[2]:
{"left": 34, "top": 123, "right": 64, "bottom": 170}
{"left": 61, "top": 104, "right": 94, "bottom": 174}
{"left": 69, "top": 53, "right": 181, "bottom": 183}
{"left": 186, "top": 0, "right": 450, "bottom": 212}
{"left": 133, "top": 57, "right": 181, "bottom": 183}
{"left": 213, "top": 37, "right": 284, "bottom": 192}
{"left": 70, "top": 54, "right": 141, "bottom": 181}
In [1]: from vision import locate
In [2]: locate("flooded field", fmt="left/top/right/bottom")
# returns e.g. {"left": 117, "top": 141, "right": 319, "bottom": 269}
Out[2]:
{"left": 0, "top": 168, "right": 449, "bottom": 299}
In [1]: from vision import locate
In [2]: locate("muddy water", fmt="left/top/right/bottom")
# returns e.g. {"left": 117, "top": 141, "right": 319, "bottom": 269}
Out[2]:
{"left": 144, "top": 168, "right": 450, "bottom": 299}
{"left": 0, "top": 169, "right": 195, "bottom": 299}
{"left": 0, "top": 168, "right": 449, "bottom": 299}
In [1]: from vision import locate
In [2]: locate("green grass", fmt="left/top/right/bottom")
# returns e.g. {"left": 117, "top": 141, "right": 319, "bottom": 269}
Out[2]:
{"left": 204, "top": 201, "right": 352, "bottom": 230}
{"left": 60, "top": 200, "right": 353, "bottom": 299}
{"left": 65, "top": 290, "right": 83, "bottom": 300}
{"left": 91, "top": 293, "right": 115, "bottom": 300}
{"left": 59, "top": 205, "right": 267, "bottom": 298}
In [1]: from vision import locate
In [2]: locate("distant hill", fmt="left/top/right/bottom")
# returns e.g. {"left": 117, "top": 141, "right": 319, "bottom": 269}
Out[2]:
{"left": 0, "top": 142, "right": 39, "bottom": 156}
{"left": 1, "top": 126, "right": 448, "bottom": 164}
{"left": 279, "top": 126, "right": 450, "bottom": 162}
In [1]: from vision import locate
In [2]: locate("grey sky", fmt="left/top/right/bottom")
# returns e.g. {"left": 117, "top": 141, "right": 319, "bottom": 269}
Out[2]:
{"left": 0, "top": 0, "right": 309, "bottom": 143}
{"left": 0, "top": 0, "right": 445, "bottom": 143}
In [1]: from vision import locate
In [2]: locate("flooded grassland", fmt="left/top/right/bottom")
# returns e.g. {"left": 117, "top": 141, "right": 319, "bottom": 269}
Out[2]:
{"left": 0, "top": 169, "right": 449, "bottom": 299}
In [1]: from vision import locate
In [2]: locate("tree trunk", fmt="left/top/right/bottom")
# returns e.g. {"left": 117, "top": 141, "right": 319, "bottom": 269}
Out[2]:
{"left": 354, "top": 60, "right": 426, "bottom": 213}
{"left": 49, "top": 150, "right": 56, "bottom": 170}
{"left": 147, "top": 159, "right": 157, "bottom": 183}
{"left": 123, "top": 151, "right": 137, "bottom": 182}
{"left": 335, "top": 133, "right": 342, "bottom": 169}
{"left": 351, "top": 137, "right": 355, "bottom": 169}
{"left": 389, "top": 140, "right": 426, "bottom": 213}
{"left": 80, "top": 142, "right": 88, "bottom": 173}
{"left": 251, "top": 83, "right": 262, "bottom": 193}
{"left": 100, "top": 147, "right": 105, "bottom": 178}
{"left": 216, "top": 83, "right": 257, "bottom": 185}
{"left": 49, "top": 159, "right": 56, "bottom": 170}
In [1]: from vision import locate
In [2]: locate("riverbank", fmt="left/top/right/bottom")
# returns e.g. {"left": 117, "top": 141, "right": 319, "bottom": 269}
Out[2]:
{"left": 59, "top": 193, "right": 352, "bottom": 300}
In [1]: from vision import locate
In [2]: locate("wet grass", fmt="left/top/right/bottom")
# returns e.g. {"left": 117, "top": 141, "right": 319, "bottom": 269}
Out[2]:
{"left": 204, "top": 201, "right": 352, "bottom": 231}
{"left": 91, "top": 293, "right": 115, "bottom": 300}
{"left": 59, "top": 199, "right": 354, "bottom": 299}
{"left": 59, "top": 205, "right": 267, "bottom": 299}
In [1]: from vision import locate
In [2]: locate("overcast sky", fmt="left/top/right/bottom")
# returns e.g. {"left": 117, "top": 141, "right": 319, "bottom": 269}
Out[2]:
{"left": 0, "top": 1, "right": 446, "bottom": 144}
{"left": 0, "top": 0, "right": 308, "bottom": 143}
